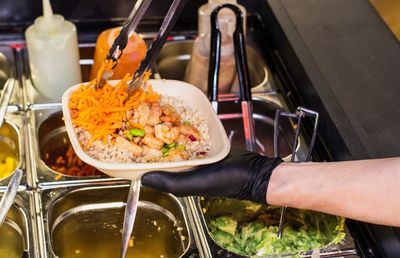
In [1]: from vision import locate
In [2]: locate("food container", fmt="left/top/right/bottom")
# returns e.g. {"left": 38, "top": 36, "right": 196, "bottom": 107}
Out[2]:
{"left": 0, "top": 190, "right": 37, "bottom": 258}
{"left": 0, "top": 111, "right": 28, "bottom": 189}
{"left": 156, "top": 40, "right": 269, "bottom": 93}
{"left": 0, "top": 47, "right": 21, "bottom": 108}
{"left": 62, "top": 79, "right": 231, "bottom": 180}
{"left": 27, "top": 105, "right": 125, "bottom": 187}
{"left": 217, "top": 96, "right": 296, "bottom": 159}
{"left": 197, "top": 197, "right": 354, "bottom": 258}
{"left": 184, "top": 98, "right": 357, "bottom": 257}
{"left": 39, "top": 184, "right": 200, "bottom": 258}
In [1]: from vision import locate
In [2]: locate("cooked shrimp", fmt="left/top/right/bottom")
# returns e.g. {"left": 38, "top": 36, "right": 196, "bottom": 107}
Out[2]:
{"left": 161, "top": 113, "right": 181, "bottom": 123}
{"left": 133, "top": 136, "right": 142, "bottom": 145}
{"left": 176, "top": 134, "right": 187, "bottom": 145}
{"left": 147, "top": 103, "right": 162, "bottom": 126}
{"left": 142, "top": 146, "right": 163, "bottom": 162}
{"left": 115, "top": 136, "right": 142, "bottom": 156}
{"left": 161, "top": 105, "right": 177, "bottom": 116}
{"left": 179, "top": 124, "right": 201, "bottom": 140}
{"left": 166, "top": 148, "right": 190, "bottom": 162}
{"left": 154, "top": 123, "right": 180, "bottom": 144}
{"left": 142, "top": 134, "right": 164, "bottom": 150}
{"left": 143, "top": 125, "right": 155, "bottom": 135}
{"left": 130, "top": 103, "right": 150, "bottom": 127}
{"left": 160, "top": 105, "right": 181, "bottom": 123}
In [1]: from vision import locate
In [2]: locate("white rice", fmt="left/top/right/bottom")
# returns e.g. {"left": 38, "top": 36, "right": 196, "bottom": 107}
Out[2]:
{"left": 75, "top": 95, "right": 211, "bottom": 163}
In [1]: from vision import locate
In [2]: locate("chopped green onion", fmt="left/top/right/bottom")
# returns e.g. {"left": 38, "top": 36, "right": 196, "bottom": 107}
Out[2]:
{"left": 129, "top": 128, "right": 145, "bottom": 137}
{"left": 166, "top": 142, "right": 176, "bottom": 149}
{"left": 183, "top": 120, "right": 191, "bottom": 126}
{"left": 177, "top": 144, "right": 186, "bottom": 151}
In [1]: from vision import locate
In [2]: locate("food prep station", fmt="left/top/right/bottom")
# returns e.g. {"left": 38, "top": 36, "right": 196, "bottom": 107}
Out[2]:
{"left": 0, "top": 0, "right": 399, "bottom": 257}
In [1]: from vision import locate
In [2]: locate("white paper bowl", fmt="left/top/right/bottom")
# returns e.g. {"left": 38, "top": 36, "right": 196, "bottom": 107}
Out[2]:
{"left": 62, "top": 79, "right": 230, "bottom": 180}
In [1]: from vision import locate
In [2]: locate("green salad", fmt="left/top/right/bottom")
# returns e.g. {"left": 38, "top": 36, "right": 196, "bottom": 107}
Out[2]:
{"left": 203, "top": 198, "right": 346, "bottom": 257}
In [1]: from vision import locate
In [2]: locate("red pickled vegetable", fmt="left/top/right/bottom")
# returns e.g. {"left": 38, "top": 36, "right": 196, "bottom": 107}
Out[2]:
{"left": 188, "top": 135, "right": 197, "bottom": 142}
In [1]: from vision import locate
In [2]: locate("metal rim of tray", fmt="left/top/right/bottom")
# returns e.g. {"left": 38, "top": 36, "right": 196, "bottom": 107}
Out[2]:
{"left": 44, "top": 184, "right": 193, "bottom": 258}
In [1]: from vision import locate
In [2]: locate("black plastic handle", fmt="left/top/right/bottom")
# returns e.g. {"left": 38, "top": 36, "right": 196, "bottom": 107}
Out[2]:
{"left": 208, "top": 4, "right": 252, "bottom": 102}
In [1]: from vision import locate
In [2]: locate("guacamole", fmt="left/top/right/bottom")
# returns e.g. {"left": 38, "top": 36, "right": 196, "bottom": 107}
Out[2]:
{"left": 204, "top": 198, "right": 346, "bottom": 257}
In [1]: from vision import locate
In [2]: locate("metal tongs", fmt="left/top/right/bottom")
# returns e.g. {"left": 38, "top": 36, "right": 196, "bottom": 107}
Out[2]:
{"left": 208, "top": 4, "right": 256, "bottom": 151}
{"left": 96, "top": 0, "right": 152, "bottom": 89}
{"left": 97, "top": 0, "right": 188, "bottom": 101}
{"left": 273, "top": 107, "right": 319, "bottom": 238}
{"left": 116, "top": 1, "right": 187, "bottom": 258}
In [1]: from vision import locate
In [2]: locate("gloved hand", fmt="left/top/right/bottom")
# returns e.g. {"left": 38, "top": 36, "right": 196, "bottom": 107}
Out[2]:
{"left": 141, "top": 149, "right": 283, "bottom": 204}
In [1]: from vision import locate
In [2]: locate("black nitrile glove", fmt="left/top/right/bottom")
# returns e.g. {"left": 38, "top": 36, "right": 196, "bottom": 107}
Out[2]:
{"left": 141, "top": 149, "right": 283, "bottom": 204}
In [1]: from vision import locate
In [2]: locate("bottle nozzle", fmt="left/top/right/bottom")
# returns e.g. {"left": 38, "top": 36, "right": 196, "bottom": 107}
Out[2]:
{"left": 42, "top": 0, "right": 54, "bottom": 23}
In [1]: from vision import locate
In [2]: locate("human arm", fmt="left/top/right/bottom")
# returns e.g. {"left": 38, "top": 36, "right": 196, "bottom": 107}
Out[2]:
{"left": 142, "top": 149, "right": 400, "bottom": 227}
{"left": 268, "top": 157, "right": 400, "bottom": 227}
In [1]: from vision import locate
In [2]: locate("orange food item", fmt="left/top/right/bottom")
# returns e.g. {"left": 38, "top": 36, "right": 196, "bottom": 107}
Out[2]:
{"left": 46, "top": 146, "right": 102, "bottom": 177}
{"left": 90, "top": 27, "right": 147, "bottom": 80}
{"left": 68, "top": 73, "right": 159, "bottom": 148}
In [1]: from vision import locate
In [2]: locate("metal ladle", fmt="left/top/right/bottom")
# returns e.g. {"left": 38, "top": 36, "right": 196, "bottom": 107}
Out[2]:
{"left": 120, "top": 179, "right": 141, "bottom": 258}
{"left": 0, "top": 169, "right": 23, "bottom": 225}
{"left": 0, "top": 78, "right": 21, "bottom": 225}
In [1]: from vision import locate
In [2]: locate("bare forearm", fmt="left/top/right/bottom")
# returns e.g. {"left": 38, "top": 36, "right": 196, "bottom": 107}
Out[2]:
{"left": 267, "top": 158, "right": 400, "bottom": 227}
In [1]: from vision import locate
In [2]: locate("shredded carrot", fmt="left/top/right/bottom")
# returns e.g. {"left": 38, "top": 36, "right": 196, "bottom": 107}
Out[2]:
{"left": 69, "top": 69, "right": 158, "bottom": 149}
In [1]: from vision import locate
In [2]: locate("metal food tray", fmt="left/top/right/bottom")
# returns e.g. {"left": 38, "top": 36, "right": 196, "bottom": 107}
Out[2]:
{"left": 0, "top": 31, "right": 359, "bottom": 257}
{"left": 0, "top": 190, "right": 38, "bottom": 257}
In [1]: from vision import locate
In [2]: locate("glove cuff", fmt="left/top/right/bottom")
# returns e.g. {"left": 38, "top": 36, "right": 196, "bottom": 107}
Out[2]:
{"left": 251, "top": 157, "right": 283, "bottom": 204}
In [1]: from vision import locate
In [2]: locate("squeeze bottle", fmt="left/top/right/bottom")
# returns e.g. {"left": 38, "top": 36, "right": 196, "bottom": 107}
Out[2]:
{"left": 25, "top": 0, "right": 82, "bottom": 101}
{"left": 89, "top": 27, "right": 147, "bottom": 81}
{"left": 184, "top": 0, "right": 246, "bottom": 93}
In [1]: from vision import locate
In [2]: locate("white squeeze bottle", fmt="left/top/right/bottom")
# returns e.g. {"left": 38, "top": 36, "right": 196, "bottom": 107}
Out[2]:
{"left": 25, "top": 0, "right": 81, "bottom": 101}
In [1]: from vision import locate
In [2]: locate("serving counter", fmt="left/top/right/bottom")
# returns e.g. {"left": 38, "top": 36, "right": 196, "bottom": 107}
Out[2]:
{"left": 1, "top": 0, "right": 398, "bottom": 257}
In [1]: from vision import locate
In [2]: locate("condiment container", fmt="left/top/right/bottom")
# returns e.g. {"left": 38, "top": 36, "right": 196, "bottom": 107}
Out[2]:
{"left": 89, "top": 27, "right": 147, "bottom": 80}
{"left": 25, "top": 0, "right": 82, "bottom": 101}
{"left": 184, "top": 0, "right": 246, "bottom": 93}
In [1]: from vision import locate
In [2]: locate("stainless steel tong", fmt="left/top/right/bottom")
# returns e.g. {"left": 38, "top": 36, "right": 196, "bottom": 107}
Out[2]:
{"left": 97, "top": 0, "right": 188, "bottom": 100}
{"left": 96, "top": 0, "right": 152, "bottom": 89}
{"left": 208, "top": 4, "right": 256, "bottom": 151}
{"left": 127, "top": 0, "right": 188, "bottom": 98}
{"left": 117, "top": 1, "right": 188, "bottom": 257}
{"left": 273, "top": 107, "right": 319, "bottom": 238}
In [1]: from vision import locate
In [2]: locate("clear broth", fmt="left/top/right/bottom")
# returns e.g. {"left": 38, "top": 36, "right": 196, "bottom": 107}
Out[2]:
{"left": 0, "top": 222, "right": 24, "bottom": 258}
{"left": 52, "top": 206, "right": 187, "bottom": 258}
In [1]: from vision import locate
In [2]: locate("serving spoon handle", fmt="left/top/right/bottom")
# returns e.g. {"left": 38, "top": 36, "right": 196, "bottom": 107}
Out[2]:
{"left": 120, "top": 179, "right": 141, "bottom": 258}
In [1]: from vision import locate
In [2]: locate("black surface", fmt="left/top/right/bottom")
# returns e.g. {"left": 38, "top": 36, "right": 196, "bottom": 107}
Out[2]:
{"left": 259, "top": 0, "right": 400, "bottom": 257}
{"left": 270, "top": 0, "right": 400, "bottom": 160}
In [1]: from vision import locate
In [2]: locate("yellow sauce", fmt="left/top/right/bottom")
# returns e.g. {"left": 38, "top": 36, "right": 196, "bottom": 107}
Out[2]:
{"left": 0, "top": 124, "right": 18, "bottom": 180}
